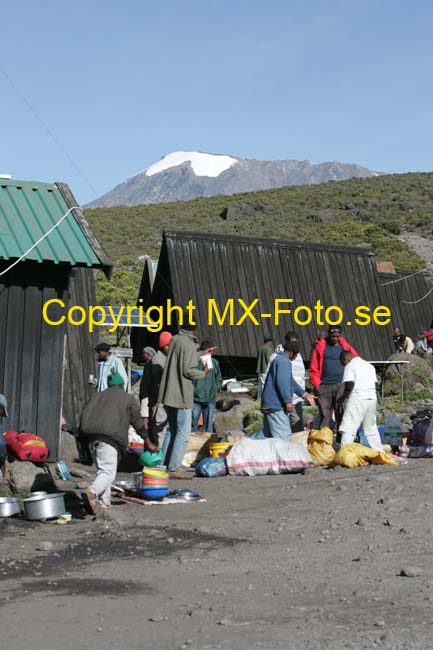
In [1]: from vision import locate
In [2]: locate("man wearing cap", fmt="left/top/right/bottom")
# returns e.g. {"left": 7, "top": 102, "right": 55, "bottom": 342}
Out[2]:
{"left": 158, "top": 312, "right": 213, "bottom": 477}
{"left": 262, "top": 342, "right": 316, "bottom": 439}
{"left": 80, "top": 372, "right": 158, "bottom": 516}
{"left": 92, "top": 342, "right": 128, "bottom": 392}
{"left": 0, "top": 394, "right": 9, "bottom": 481}
{"left": 147, "top": 332, "right": 172, "bottom": 445}
{"left": 192, "top": 340, "right": 222, "bottom": 432}
{"left": 264, "top": 331, "right": 307, "bottom": 432}
{"left": 256, "top": 336, "right": 274, "bottom": 399}
{"left": 309, "top": 326, "right": 358, "bottom": 429}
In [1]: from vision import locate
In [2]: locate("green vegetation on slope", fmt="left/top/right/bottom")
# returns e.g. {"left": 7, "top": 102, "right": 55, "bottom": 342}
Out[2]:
{"left": 85, "top": 172, "right": 433, "bottom": 304}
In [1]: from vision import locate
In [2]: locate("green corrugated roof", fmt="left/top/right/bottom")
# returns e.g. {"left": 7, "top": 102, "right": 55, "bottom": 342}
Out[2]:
{"left": 0, "top": 178, "right": 110, "bottom": 273}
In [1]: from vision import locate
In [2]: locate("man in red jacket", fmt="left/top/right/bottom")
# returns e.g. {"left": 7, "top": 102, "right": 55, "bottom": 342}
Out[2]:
{"left": 309, "top": 325, "right": 358, "bottom": 430}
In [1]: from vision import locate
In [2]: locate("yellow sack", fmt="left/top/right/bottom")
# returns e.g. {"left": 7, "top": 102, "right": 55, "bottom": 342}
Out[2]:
{"left": 333, "top": 442, "right": 397, "bottom": 468}
{"left": 307, "top": 427, "right": 336, "bottom": 466}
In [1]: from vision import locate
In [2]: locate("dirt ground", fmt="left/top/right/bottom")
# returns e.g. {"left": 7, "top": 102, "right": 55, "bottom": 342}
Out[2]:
{"left": 1, "top": 460, "right": 433, "bottom": 650}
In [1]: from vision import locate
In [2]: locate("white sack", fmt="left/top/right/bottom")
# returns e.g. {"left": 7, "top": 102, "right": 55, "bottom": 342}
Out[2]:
{"left": 227, "top": 438, "right": 313, "bottom": 476}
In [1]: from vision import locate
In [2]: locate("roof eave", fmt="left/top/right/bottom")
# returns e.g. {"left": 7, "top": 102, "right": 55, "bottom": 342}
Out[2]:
{"left": 55, "top": 182, "right": 113, "bottom": 279}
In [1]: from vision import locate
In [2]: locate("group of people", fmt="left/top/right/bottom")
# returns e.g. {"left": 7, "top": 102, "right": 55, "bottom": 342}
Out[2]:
{"left": 393, "top": 325, "right": 433, "bottom": 358}
{"left": 257, "top": 324, "right": 385, "bottom": 451}
{"left": 80, "top": 312, "right": 221, "bottom": 516}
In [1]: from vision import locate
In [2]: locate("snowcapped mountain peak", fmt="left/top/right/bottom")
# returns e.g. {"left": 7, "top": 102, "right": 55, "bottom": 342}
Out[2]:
{"left": 86, "top": 151, "right": 381, "bottom": 208}
{"left": 144, "top": 151, "right": 238, "bottom": 178}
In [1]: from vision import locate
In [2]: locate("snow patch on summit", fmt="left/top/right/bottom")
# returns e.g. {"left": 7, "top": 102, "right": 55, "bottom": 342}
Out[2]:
{"left": 145, "top": 151, "right": 238, "bottom": 177}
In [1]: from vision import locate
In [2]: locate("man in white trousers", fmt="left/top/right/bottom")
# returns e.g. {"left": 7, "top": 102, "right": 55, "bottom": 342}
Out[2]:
{"left": 80, "top": 372, "right": 158, "bottom": 518}
{"left": 338, "top": 351, "right": 384, "bottom": 451}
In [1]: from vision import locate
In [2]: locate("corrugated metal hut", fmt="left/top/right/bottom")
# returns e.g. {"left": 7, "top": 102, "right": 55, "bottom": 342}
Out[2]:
{"left": 135, "top": 231, "right": 398, "bottom": 374}
{"left": 0, "top": 177, "right": 112, "bottom": 459}
{"left": 378, "top": 268, "right": 433, "bottom": 339}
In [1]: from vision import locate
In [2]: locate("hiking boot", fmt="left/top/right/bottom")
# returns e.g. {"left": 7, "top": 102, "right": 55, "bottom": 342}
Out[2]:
{"left": 82, "top": 488, "right": 98, "bottom": 514}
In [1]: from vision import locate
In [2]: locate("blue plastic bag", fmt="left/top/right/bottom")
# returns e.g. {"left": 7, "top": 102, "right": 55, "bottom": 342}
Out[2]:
{"left": 196, "top": 457, "right": 228, "bottom": 478}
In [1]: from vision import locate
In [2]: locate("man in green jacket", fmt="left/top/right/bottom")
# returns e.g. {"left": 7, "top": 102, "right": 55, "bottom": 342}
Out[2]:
{"left": 158, "top": 314, "right": 212, "bottom": 476}
{"left": 192, "top": 340, "right": 222, "bottom": 432}
{"left": 80, "top": 372, "right": 158, "bottom": 515}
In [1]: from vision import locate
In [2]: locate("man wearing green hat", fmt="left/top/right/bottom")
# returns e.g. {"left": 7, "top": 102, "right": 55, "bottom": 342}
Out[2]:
{"left": 80, "top": 372, "right": 158, "bottom": 517}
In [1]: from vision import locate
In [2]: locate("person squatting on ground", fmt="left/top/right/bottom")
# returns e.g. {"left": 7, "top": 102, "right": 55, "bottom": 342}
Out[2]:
{"left": 309, "top": 325, "right": 358, "bottom": 430}
{"left": 158, "top": 312, "right": 213, "bottom": 476}
{"left": 338, "top": 351, "right": 384, "bottom": 451}
{"left": 261, "top": 341, "right": 315, "bottom": 440}
{"left": 80, "top": 372, "right": 158, "bottom": 516}
{"left": 192, "top": 340, "right": 222, "bottom": 433}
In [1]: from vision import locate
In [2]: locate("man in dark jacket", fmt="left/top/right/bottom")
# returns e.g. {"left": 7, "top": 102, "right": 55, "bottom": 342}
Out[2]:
{"left": 192, "top": 340, "right": 222, "bottom": 432}
{"left": 309, "top": 325, "right": 358, "bottom": 429}
{"left": 80, "top": 372, "right": 158, "bottom": 515}
{"left": 262, "top": 342, "right": 315, "bottom": 439}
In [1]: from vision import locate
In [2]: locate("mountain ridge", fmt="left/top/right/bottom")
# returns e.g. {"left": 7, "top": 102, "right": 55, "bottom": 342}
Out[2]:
{"left": 86, "top": 150, "right": 381, "bottom": 208}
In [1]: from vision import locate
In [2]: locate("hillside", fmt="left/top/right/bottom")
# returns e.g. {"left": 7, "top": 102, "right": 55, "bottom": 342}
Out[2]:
{"left": 84, "top": 172, "right": 433, "bottom": 304}
{"left": 85, "top": 150, "right": 380, "bottom": 208}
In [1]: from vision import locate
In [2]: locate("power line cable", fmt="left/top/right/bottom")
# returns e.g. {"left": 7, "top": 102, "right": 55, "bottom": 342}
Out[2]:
{"left": 0, "top": 206, "right": 79, "bottom": 277}
{"left": 380, "top": 268, "right": 428, "bottom": 286}
{"left": 0, "top": 64, "right": 99, "bottom": 198}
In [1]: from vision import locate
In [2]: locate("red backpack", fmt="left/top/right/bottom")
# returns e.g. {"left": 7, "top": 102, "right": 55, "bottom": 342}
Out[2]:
{"left": 4, "top": 431, "right": 50, "bottom": 463}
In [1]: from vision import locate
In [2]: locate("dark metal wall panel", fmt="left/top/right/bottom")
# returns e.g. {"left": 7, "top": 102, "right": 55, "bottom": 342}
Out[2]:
{"left": 62, "top": 267, "right": 100, "bottom": 429}
{"left": 141, "top": 231, "right": 402, "bottom": 364}
{"left": 378, "top": 270, "right": 433, "bottom": 341}
{"left": 0, "top": 261, "right": 69, "bottom": 459}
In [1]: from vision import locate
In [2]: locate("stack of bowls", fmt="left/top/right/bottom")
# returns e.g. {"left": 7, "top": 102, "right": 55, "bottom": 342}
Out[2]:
{"left": 139, "top": 466, "right": 169, "bottom": 499}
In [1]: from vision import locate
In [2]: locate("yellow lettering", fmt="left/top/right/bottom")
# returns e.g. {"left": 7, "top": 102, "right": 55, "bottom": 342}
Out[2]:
{"left": 42, "top": 299, "right": 66, "bottom": 326}
{"left": 273, "top": 299, "right": 293, "bottom": 326}
{"left": 68, "top": 305, "right": 86, "bottom": 326}
{"left": 325, "top": 306, "right": 343, "bottom": 326}
{"left": 373, "top": 306, "right": 391, "bottom": 326}
{"left": 107, "top": 306, "right": 124, "bottom": 332}
{"left": 146, "top": 305, "right": 163, "bottom": 332}
{"left": 294, "top": 306, "right": 312, "bottom": 326}
{"left": 236, "top": 299, "right": 260, "bottom": 326}
{"left": 208, "top": 299, "right": 234, "bottom": 326}
{"left": 354, "top": 305, "right": 371, "bottom": 326}
{"left": 88, "top": 305, "right": 106, "bottom": 332}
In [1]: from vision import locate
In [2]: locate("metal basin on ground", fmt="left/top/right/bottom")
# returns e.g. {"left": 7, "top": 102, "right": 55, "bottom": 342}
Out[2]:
{"left": 0, "top": 496, "right": 22, "bottom": 517}
{"left": 22, "top": 493, "right": 65, "bottom": 521}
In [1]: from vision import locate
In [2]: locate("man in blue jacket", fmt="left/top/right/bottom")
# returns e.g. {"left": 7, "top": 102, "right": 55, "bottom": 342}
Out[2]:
{"left": 262, "top": 342, "right": 316, "bottom": 439}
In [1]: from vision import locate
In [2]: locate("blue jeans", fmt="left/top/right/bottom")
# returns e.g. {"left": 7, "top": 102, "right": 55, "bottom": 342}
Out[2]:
{"left": 192, "top": 401, "right": 216, "bottom": 432}
{"left": 263, "top": 410, "right": 292, "bottom": 440}
{"left": 162, "top": 407, "right": 192, "bottom": 471}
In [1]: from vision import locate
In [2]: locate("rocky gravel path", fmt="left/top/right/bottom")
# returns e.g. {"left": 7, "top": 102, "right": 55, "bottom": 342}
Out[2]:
{"left": 2, "top": 462, "right": 433, "bottom": 650}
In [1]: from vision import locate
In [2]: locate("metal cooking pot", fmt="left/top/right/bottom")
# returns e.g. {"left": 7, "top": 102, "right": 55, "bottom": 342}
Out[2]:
{"left": 0, "top": 496, "right": 22, "bottom": 517}
{"left": 22, "top": 493, "right": 65, "bottom": 521}
{"left": 26, "top": 491, "right": 48, "bottom": 499}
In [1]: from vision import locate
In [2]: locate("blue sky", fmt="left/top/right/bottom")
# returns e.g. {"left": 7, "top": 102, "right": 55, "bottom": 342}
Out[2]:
{"left": 2, "top": 0, "right": 433, "bottom": 204}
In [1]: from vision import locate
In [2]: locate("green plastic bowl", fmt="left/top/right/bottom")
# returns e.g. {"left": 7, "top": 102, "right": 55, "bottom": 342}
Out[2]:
{"left": 139, "top": 449, "right": 164, "bottom": 468}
